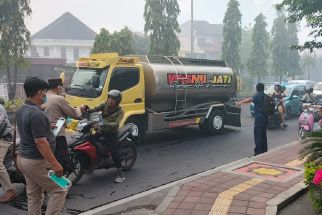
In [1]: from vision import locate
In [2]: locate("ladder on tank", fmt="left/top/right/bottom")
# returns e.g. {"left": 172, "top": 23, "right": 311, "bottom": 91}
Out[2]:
{"left": 164, "top": 56, "right": 188, "bottom": 114}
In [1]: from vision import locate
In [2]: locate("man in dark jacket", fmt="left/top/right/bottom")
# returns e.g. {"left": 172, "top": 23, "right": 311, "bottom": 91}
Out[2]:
{"left": 237, "top": 83, "right": 269, "bottom": 155}
{"left": 84, "top": 89, "right": 125, "bottom": 183}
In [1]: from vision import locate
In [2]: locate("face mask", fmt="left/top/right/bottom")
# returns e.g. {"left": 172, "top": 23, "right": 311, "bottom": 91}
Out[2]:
{"left": 41, "top": 94, "right": 47, "bottom": 104}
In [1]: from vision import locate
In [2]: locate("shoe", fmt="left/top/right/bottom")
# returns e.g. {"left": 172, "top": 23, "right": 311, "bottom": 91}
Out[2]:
{"left": 282, "top": 124, "right": 288, "bottom": 129}
{"left": 114, "top": 170, "right": 126, "bottom": 183}
{"left": 0, "top": 190, "right": 16, "bottom": 203}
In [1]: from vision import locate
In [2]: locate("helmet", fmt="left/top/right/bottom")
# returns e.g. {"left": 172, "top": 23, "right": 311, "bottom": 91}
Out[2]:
{"left": 108, "top": 89, "right": 122, "bottom": 104}
{"left": 274, "top": 84, "right": 281, "bottom": 91}
{"left": 307, "top": 87, "right": 313, "bottom": 93}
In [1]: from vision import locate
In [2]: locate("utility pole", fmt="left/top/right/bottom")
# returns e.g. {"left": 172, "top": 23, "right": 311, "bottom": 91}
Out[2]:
{"left": 191, "top": 0, "right": 194, "bottom": 57}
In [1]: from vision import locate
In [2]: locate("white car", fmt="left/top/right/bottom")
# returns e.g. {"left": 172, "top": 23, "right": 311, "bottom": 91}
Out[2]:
{"left": 313, "top": 82, "right": 322, "bottom": 96}
{"left": 287, "top": 80, "right": 316, "bottom": 88}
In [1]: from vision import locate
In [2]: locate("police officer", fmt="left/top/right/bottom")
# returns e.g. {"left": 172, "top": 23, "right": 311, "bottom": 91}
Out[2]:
{"left": 237, "top": 83, "right": 269, "bottom": 155}
{"left": 43, "top": 78, "right": 85, "bottom": 170}
{"left": 83, "top": 89, "right": 125, "bottom": 183}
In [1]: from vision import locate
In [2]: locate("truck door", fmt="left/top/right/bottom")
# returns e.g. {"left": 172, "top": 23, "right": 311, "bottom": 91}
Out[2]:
{"left": 108, "top": 66, "right": 145, "bottom": 116}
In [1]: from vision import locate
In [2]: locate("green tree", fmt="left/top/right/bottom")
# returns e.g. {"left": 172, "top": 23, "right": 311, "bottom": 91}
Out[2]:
{"left": 222, "top": 0, "right": 242, "bottom": 72}
{"left": 271, "top": 12, "right": 289, "bottom": 82}
{"left": 110, "top": 27, "right": 134, "bottom": 55}
{"left": 247, "top": 13, "right": 269, "bottom": 82}
{"left": 0, "top": 0, "right": 31, "bottom": 99}
{"left": 92, "top": 27, "right": 134, "bottom": 55}
{"left": 276, "top": 0, "right": 322, "bottom": 51}
{"left": 144, "top": 0, "right": 181, "bottom": 55}
{"left": 301, "top": 54, "right": 316, "bottom": 80}
{"left": 92, "top": 28, "right": 111, "bottom": 53}
{"left": 134, "top": 33, "right": 149, "bottom": 55}
{"left": 287, "top": 22, "right": 302, "bottom": 79}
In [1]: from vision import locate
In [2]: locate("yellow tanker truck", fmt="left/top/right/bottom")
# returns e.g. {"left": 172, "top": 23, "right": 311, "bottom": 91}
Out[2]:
{"left": 65, "top": 53, "right": 241, "bottom": 142}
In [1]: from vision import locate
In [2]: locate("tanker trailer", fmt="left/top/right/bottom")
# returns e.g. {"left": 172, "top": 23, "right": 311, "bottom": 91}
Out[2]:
{"left": 65, "top": 53, "right": 241, "bottom": 143}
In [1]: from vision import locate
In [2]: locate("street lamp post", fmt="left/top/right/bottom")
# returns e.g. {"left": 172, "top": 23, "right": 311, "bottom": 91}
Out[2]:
{"left": 191, "top": 0, "right": 194, "bottom": 58}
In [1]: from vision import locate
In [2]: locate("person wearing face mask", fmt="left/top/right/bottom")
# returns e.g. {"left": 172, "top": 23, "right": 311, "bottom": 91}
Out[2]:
{"left": 43, "top": 78, "right": 86, "bottom": 171}
{"left": 16, "top": 77, "right": 67, "bottom": 215}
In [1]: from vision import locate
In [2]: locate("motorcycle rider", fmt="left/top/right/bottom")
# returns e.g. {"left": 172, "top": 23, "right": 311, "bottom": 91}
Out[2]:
{"left": 271, "top": 84, "right": 287, "bottom": 129}
{"left": 302, "top": 87, "right": 316, "bottom": 103}
{"left": 83, "top": 89, "right": 125, "bottom": 183}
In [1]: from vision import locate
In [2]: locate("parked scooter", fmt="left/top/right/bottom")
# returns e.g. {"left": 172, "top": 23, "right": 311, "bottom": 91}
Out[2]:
{"left": 65, "top": 119, "right": 138, "bottom": 184}
{"left": 298, "top": 102, "right": 322, "bottom": 140}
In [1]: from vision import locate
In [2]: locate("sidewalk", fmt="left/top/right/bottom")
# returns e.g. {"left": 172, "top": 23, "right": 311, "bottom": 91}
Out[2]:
{"left": 82, "top": 142, "right": 308, "bottom": 215}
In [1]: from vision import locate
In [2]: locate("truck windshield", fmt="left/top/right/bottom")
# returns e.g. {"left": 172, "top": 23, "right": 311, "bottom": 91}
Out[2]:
{"left": 68, "top": 67, "right": 109, "bottom": 98}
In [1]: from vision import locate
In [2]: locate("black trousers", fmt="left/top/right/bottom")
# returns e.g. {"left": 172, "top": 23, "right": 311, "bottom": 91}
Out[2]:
{"left": 96, "top": 133, "right": 122, "bottom": 169}
{"left": 254, "top": 116, "right": 268, "bottom": 156}
{"left": 55, "top": 136, "right": 70, "bottom": 171}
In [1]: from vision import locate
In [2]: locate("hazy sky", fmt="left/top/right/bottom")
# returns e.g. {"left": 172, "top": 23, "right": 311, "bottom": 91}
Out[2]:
{"left": 27, "top": 0, "right": 309, "bottom": 43}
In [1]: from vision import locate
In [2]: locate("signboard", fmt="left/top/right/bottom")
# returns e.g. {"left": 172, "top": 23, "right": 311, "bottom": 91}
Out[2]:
{"left": 0, "top": 84, "right": 9, "bottom": 100}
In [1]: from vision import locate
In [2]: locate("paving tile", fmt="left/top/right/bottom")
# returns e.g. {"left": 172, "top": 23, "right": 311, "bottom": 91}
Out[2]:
{"left": 257, "top": 193, "right": 276, "bottom": 199}
{"left": 194, "top": 203, "right": 213, "bottom": 211}
{"left": 234, "top": 193, "right": 252, "bottom": 201}
{"left": 162, "top": 208, "right": 175, "bottom": 215}
{"left": 190, "top": 209, "right": 209, "bottom": 215}
{"left": 188, "top": 191, "right": 204, "bottom": 197}
{"left": 231, "top": 199, "right": 249, "bottom": 207}
{"left": 249, "top": 196, "right": 269, "bottom": 203}
{"left": 228, "top": 205, "right": 247, "bottom": 214}
{"left": 246, "top": 207, "right": 266, "bottom": 215}
{"left": 178, "top": 202, "right": 195, "bottom": 210}
{"left": 173, "top": 195, "right": 185, "bottom": 202}
{"left": 203, "top": 192, "right": 219, "bottom": 198}
{"left": 228, "top": 213, "right": 245, "bottom": 215}
{"left": 183, "top": 196, "right": 200, "bottom": 203}
{"left": 167, "top": 201, "right": 180, "bottom": 209}
{"left": 174, "top": 209, "right": 191, "bottom": 215}
{"left": 248, "top": 201, "right": 266, "bottom": 209}
{"left": 199, "top": 197, "right": 215, "bottom": 204}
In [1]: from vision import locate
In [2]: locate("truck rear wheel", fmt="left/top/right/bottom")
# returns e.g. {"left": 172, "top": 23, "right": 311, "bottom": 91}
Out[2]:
{"left": 207, "top": 110, "right": 224, "bottom": 135}
{"left": 125, "top": 117, "right": 145, "bottom": 144}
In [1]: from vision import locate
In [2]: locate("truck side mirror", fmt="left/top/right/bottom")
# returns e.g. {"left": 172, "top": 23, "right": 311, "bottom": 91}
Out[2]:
{"left": 92, "top": 75, "right": 100, "bottom": 88}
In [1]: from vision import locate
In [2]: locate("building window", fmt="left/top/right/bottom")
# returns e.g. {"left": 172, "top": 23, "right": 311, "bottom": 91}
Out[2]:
{"left": 51, "top": 47, "right": 61, "bottom": 58}
{"left": 61, "top": 47, "right": 66, "bottom": 59}
{"left": 44, "top": 47, "right": 49, "bottom": 57}
{"left": 74, "top": 47, "right": 79, "bottom": 60}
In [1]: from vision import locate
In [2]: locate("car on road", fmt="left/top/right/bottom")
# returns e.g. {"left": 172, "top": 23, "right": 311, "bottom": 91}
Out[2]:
{"left": 285, "top": 80, "right": 316, "bottom": 88}
{"left": 250, "top": 84, "right": 308, "bottom": 118}
{"left": 313, "top": 82, "right": 322, "bottom": 96}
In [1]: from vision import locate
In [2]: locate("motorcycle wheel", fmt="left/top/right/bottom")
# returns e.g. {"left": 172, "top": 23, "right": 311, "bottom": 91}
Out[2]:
{"left": 119, "top": 140, "right": 137, "bottom": 171}
{"left": 65, "top": 152, "right": 86, "bottom": 185}
{"left": 297, "top": 127, "right": 306, "bottom": 141}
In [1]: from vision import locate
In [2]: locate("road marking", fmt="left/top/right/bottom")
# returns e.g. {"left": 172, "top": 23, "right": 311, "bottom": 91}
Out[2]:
{"left": 208, "top": 178, "right": 264, "bottom": 215}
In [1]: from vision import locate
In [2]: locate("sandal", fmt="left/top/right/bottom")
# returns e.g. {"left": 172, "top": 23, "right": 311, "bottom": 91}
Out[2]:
{"left": 0, "top": 190, "right": 17, "bottom": 203}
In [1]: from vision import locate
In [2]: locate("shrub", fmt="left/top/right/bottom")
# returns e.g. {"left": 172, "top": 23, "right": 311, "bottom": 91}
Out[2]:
{"left": 4, "top": 98, "right": 24, "bottom": 112}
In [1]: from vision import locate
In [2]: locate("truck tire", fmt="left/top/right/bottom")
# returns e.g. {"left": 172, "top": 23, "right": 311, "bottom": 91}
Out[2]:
{"left": 199, "top": 119, "right": 210, "bottom": 135}
{"left": 207, "top": 110, "right": 225, "bottom": 135}
{"left": 125, "top": 117, "right": 145, "bottom": 144}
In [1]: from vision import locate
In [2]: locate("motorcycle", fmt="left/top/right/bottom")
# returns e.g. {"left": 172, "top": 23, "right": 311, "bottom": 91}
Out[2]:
{"left": 268, "top": 98, "right": 282, "bottom": 129}
{"left": 3, "top": 144, "right": 25, "bottom": 185}
{"left": 65, "top": 119, "right": 138, "bottom": 185}
{"left": 298, "top": 102, "right": 322, "bottom": 140}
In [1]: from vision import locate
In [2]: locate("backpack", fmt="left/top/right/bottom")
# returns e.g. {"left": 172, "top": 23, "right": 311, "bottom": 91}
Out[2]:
{"left": 262, "top": 94, "right": 276, "bottom": 116}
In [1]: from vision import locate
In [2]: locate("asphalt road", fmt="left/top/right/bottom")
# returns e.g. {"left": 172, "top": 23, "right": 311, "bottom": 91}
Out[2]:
{"left": 0, "top": 105, "right": 300, "bottom": 214}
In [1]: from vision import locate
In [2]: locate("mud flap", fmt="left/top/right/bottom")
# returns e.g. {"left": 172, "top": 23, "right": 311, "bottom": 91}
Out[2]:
{"left": 225, "top": 106, "right": 241, "bottom": 127}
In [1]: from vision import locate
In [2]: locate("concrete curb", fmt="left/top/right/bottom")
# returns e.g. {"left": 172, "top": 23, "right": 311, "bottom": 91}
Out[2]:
{"left": 265, "top": 181, "right": 307, "bottom": 215}
{"left": 81, "top": 141, "right": 303, "bottom": 215}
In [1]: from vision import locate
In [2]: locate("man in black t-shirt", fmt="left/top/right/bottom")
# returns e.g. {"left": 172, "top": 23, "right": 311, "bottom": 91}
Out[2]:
{"left": 237, "top": 83, "right": 269, "bottom": 155}
{"left": 16, "top": 77, "right": 67, "bottom": 215}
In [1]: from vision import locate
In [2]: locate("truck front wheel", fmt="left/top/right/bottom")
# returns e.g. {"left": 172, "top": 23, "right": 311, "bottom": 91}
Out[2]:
{"left": 125, "top": 117, "right": 145, "bottom": 144}
{"left": 207, "top": 110, "right": 225, "bottom": 135}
